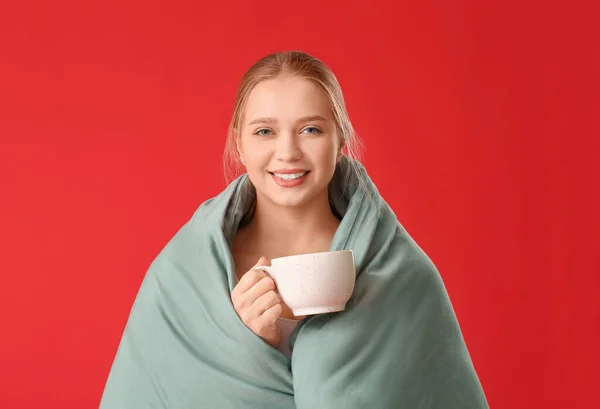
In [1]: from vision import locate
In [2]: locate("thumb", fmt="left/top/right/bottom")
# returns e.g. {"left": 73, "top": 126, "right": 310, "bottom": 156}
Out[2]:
{"left": 254, "top": 256, "right": 271, "bottom": 267}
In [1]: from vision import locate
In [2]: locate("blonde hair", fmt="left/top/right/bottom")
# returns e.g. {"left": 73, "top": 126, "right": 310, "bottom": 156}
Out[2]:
{"left": 223, "top": 50, "right": 365, "bottom": 186}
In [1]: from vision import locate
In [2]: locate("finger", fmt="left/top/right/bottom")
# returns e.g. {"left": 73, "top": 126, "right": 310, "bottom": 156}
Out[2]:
{"left": 248, "top": 255, "right": 275, "bottom": 289}
{"left": 252, "top": 290, "right": 280, "bottom": 316}
{"left": 233, "top": 268, "right": 267, "bottom": 295}
{"left": 260, "top": 303, "right": 283, "bottom": 324}
{"left": 244, "top": 276, "right": 276, "bottom": 307}
{"left": 233, "top": 256, "right": 271, "bottom": 295}
{"left": 255, "top": 256, "right": 271, "bottom": 268}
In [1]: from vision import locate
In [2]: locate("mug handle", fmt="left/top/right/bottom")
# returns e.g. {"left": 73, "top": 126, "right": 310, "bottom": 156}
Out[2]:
{"left": 254, "top": 265, "right": 272, "bottom": 274}
{"left": 254, "top": 266, "right": 277, "bottom": 291}
{"left": 253, "top": 266, "right": 280, "bottom": 295}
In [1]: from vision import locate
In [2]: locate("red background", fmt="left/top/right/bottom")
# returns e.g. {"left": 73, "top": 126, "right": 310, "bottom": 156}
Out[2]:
{"left": 0, "top": 1, "right": 598, "bottom": 408}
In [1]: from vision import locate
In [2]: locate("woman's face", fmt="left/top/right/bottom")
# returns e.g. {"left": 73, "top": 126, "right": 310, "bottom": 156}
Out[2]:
{"left": 237, "top": 76, "right": 342, "bottom": 208}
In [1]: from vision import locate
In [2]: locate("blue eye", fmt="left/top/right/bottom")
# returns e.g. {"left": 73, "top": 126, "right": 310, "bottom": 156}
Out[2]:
{"left": 302, "top": 126, "right": 322, "bottom": 134}
{"left": 255, "top": 129, "right": 272, "bottom": 136}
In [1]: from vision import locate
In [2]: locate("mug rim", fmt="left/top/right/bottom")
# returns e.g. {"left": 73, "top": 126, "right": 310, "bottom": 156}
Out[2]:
{"left": 271, "top": 249, "right": 354, "bottom": 263}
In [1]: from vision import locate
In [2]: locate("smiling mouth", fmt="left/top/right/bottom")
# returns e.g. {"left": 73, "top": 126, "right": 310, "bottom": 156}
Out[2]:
{"left": 270, "top": 171, "right": 310, "bottom": 180}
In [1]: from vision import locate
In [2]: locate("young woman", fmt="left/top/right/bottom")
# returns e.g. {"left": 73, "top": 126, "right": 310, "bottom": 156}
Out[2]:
{"left": 100, "top": 51, "right": 489, "bottom": 408}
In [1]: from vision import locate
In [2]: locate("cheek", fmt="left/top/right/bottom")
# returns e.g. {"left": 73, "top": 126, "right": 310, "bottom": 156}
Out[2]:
{"left": 311, "top": 142, "right": 338, "bottom": 170}
{"left": 243, "top": 140, "right": 269, "bottom": 164}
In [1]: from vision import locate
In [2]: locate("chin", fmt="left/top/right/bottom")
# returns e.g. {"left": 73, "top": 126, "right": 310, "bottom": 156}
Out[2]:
{"left": 266, "top": 188, "right": 314, "bottom": 208}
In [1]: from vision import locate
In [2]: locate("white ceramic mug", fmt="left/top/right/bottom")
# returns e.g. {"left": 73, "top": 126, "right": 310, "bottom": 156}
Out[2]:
{"left": 256, "top": 250, "right": 356, "bottom": 316}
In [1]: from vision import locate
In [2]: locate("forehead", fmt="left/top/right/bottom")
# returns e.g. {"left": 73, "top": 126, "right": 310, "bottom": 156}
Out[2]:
{"left": 244, "top": 77, "right": 332, "bottom": 123}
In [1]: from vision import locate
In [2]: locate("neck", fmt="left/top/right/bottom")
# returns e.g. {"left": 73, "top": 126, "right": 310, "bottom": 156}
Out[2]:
{"left": 243, "top": 190, "right": 340, "bottom": 258}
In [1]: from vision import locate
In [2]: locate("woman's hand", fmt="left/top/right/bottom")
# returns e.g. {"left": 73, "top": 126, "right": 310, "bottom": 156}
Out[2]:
{"left": 231, "top": 257, "right": 282, "bottom": 347}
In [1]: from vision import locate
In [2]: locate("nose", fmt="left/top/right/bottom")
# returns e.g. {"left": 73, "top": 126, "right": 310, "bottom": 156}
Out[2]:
{"left": 275, "top": 132, "right": 302, "bottom": 162}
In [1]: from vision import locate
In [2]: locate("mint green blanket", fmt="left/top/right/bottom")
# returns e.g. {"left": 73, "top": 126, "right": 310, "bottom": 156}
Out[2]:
{"left": 100, "top": 158, "right": 488, "bottom": 408}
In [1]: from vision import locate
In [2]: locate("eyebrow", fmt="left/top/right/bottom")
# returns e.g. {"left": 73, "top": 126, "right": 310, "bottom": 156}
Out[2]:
{"left": 247, "top": 115, "right": 328, "bottom": 126}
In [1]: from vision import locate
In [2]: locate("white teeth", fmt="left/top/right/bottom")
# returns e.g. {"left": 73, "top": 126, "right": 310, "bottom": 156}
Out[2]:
{"left": 273, "top": 172, "right": 307, "bottom": 180}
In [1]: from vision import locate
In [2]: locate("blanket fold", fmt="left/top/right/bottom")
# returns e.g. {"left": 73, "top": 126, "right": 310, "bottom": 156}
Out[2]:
{"left": 100, "top": 157, "right": 488, "bottom": 408}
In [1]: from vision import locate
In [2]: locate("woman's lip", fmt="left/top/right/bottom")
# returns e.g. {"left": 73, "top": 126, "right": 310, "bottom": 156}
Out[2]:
{"left": 270, "top": 171, "right": 309, "bottom": 187}
{"left": 269, "top": 169, "right": 309, "bottom": 174}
